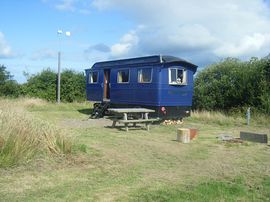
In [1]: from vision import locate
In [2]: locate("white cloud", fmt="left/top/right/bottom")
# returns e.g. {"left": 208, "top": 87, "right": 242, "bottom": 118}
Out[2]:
{"left": 55, "top": 0, "right": 76, "bottom": 12}
{"left": 44, "top": 0, "right": 92, "bottom": 14}
{"left": 111, "top": 30, "right": 139, "bottom": 57}
{"left": 215, "top": 33, "right": 270, "bottom": 57}
{"left": 0, "top": 32, "right": 14, "bottom": 59}
{"left": 92, "top": 0, "right": 270, "bottom": 62}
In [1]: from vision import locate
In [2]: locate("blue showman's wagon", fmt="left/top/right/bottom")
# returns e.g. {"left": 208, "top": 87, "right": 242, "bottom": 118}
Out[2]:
{"left": 85, "top": 55, "right": 197, "bottom": 119}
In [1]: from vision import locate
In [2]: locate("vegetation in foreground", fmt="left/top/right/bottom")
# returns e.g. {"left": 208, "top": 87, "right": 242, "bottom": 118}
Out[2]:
{"left": 0, "top": 98, "right": 269, "bottom": 201}
{"left": 0, "top": 99, "right": 73, "bottom": 167}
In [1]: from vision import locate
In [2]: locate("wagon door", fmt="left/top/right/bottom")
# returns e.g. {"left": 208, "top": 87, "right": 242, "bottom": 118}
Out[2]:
{"left": 103, "top": 69, "right": 110, "bottom": 100}
{"left": 86, "top": 70, "right": 103, "bottom": 101}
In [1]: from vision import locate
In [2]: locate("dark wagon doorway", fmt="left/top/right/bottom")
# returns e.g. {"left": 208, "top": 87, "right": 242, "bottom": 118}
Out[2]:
{"left": 103, "top": 69, "right": 110, "bottom": 100}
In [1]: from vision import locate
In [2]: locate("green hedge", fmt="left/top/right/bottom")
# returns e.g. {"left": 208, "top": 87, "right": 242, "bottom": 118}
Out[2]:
{"left": 193, "top": 57, "right": 270, "bottom": 114}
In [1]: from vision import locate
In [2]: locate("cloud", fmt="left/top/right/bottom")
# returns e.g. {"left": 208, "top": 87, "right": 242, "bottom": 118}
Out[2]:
{"left": 85, "top": 43, "right": 111, "bottom": 53}
{"left": 55, "top": 0, "right": 76, "bottom": 12}
{"left": 0, "top": 32, "right": 15, "bottom": 59}
{"left": 92, "top": 0, "right": 270, "bottom": 63}
{"left": 111, "top": 30, "right": 139, "bottom": 57}
{"left": 215, "top": 33, "right": 270, "bottom": 57}
{"left": 44, "top": 0, "right": 92, "bottom": 14}
{"left": 31, "top": 49, "right": 57, "bottom": 60}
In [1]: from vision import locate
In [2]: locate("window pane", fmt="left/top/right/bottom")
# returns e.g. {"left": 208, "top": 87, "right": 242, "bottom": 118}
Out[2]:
{"left": 177, "top": 69, "right": 184, "bottom": 83}
{"left": 170, "top": 69, "right": 177, "bottom": 82}
{"left": 169, "top": 68, "right": 187, "bottom": 85}
{"left": 118, "top": 69, "right": 129, "bottom": 83}
{"left": 89, "top": 72, "right": 98, "bottom": 83}
{"left": 92, "top": 72, "right": 98, "bottom": 82}
{"left": 138, "top": 68, "right": 152, "bottom": 83}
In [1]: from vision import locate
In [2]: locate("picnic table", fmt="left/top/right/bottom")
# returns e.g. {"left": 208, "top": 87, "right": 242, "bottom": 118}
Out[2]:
{"left": 108, "top": 108, "right": 159, "bottom": 131}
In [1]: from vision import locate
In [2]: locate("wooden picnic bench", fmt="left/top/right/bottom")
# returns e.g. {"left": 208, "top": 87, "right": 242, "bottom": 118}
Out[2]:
{"left": 108, "top": 108, "right": 159, "bottom": 131}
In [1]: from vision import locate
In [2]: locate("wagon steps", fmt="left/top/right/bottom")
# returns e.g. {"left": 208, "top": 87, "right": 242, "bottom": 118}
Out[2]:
{"left": 91, "top": 102, "right": 110, "bottom": 119}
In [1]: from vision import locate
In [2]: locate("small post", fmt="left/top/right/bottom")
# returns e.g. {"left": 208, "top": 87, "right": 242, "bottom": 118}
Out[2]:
{"left": 246, "top": 107, "right": 251, "bottom": 126}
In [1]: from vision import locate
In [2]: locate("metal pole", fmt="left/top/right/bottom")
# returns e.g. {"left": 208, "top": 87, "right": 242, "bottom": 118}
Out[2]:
{"left": 246, "top": 107, "right": 250, "bottom": 125}
{"left": 57, "top": 51, "right": 61, "bottom": 103}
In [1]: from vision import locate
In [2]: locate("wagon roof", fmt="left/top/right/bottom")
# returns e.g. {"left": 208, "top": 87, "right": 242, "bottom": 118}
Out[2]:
{"left": 89, "top": 55, "right": 197, "bottom": 71}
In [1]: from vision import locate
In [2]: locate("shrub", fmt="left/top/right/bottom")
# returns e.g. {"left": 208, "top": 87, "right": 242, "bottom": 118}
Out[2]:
{"left": 0, "top": 65, "right": 21, "bottom": 97}
{"left": 193, "top": 58, "right": 270, "bottom": 114}
{"left": 23, "top": 68, "right": 86, "bottom": 102}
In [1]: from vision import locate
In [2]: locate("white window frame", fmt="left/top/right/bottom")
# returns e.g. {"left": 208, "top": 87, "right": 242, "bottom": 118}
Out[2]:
{"left": 117, "top": 69, "right": 130, "bottom": 84}
{"left": 138, "top": 68, "right": 153, "bottom": 83}
{"left": 89, "top": 71, "right": 99, "bottom": 84}
{"left": 168, "top": 68, "right": 187, "bottom": 85}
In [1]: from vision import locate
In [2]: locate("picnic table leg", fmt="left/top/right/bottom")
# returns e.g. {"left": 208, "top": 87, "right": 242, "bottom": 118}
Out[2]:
{"left": 123, "top": 113, "right": 128, "bottom": 131}
{"left": 125, "top": 123, "right": 129, "bottom": 132}
{"left": 112, "top": 120, "right": 116, "bottom": 127}
{"left": 146, "top": 123, "right": 150, "bottom": 131}
{"left": 133, "top": 123, "right": 136, "bottom": 127}
{"left": 145, "top": 113, "right": 149, "bottom": 120}
{"left": 123, "top": 113, "right": 128, "bottom": 120}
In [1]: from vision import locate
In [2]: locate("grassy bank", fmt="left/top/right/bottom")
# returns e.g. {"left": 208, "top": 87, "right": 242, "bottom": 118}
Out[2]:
{"left": 0, "top": 98, "right": 269, "bottom": 201}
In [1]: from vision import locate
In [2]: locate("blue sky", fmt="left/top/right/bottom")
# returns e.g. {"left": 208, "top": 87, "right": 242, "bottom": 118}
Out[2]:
{"left": 1, "top": 0, "right": 270, "bottom": 83}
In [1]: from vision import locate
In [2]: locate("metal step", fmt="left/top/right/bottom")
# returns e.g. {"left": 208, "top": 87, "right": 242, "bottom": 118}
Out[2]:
{"left": 91, "top": 102, "right": 110, "bottom": 119}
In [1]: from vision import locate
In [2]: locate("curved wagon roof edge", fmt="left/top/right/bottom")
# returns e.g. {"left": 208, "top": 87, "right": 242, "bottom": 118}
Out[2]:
{"left": 85, "top": 55, "right": 197, "bottom": 71}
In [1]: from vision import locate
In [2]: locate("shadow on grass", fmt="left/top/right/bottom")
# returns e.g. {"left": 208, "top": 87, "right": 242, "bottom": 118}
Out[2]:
{"left": 78, "top": 108, "right": 93, "bottom": 115}
{"left": 105, "top": 125, "right": 149, "bottom": 132}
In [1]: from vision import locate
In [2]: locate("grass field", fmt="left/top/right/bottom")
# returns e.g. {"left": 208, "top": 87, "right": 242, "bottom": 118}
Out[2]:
{"left": 0, "top": 98, "right": 270, "bottom": 201}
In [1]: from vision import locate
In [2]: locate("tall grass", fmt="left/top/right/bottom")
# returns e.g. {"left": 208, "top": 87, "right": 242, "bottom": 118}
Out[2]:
{"left": 189, "top": 110, "right": 270, "bottom": 127}
{"left": 188, "top": 110, "right": 245, "bottom": 126}
{"left": 0, "top": 101, "right": 72, "bottom": 167}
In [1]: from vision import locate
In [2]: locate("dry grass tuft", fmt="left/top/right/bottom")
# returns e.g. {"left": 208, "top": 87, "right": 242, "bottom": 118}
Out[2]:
{"left": 18, "top": 97, "right": 48, "bottom": 108}
{"left": 0, "top": 100, "right": 72, "bottom": 167}
{"left": 189, "top": 110, "right": 245, "bottom": 126}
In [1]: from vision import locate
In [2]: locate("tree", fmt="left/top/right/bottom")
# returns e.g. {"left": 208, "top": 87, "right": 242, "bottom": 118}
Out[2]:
{"left": 61, "top": 70, "right": 86, "bottom": 102}
{"left": 0, "top": 65, "right": 21, "bottom": 97}
{"left": 193, "top": 58, "right": 270, "bottom": 114}
{"left": 23, "top": 68, "right": 86, "bottom": 102}
{"left": 23, "top": 68, "right": 57, "bottom": 101}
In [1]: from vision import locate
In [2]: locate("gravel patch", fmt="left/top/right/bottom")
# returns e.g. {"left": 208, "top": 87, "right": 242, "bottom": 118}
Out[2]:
{"left": 60, "top": 118, "right": 112, "bottom": 128}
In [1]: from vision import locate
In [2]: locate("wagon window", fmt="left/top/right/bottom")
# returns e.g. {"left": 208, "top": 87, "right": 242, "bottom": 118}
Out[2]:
{"left": 138, "top": 68, "right": 152, "bottom": 83}
{"left": 169, "top": 68, "right": 187, "bottom": 85}
{"left": 117, "top": 69, "right": 129, "bottom": 83}
{"left": 89, "top": 71, "right": 98, "bottom": 84}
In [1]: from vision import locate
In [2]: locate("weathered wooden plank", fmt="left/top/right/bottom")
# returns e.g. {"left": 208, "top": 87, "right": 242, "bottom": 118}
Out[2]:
{"left": 240, "top": 131, "right": 268, "bottom": 143}
{"left": 108, "top": 108, "right": 155, "bottom": 113}
{"left": 118, "top": 118, "right": 159, "bottom": 123}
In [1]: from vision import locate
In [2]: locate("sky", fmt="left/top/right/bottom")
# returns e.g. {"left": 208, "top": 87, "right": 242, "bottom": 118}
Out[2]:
{"left": 1, "top": 0, "right": 270, "bottom": 83}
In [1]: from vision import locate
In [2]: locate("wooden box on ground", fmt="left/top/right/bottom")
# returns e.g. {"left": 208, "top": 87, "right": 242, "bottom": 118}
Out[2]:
{"left": 189, "top": 128, "right": 198, "bottom": 140}
{"left": 177, "top": 128, "right": 190, "bottom": 143}
{"left": 240, "top": 131, "right": 268, "bottom": 144}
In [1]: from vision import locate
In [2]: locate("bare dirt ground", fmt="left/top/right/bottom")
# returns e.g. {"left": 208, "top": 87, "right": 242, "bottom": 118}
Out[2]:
{"left": 60, "top": 117, "right": 113, "bottom": 128}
